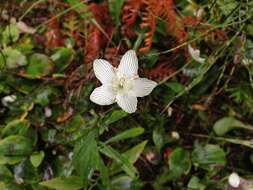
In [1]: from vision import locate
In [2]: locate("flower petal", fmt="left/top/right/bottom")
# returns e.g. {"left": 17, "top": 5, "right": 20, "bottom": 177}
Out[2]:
{"left": 116, "top": 94, "right": 137, "bottom": 113}
{"left": 90, "top": 85, "right": 116, "bottom": 105}
{"left": 130, "top": 78, "right": 157, "bottom": 97}
{"left": 118, "top": 50, "right": 138, "bottom": 77}
{"left": 93, "top": 59, "right": 116, "bottom": 84}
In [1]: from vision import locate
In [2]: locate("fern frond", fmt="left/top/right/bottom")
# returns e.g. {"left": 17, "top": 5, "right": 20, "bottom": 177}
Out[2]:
{"left": 121, "top": 0, "right": 143, "bottom": 37}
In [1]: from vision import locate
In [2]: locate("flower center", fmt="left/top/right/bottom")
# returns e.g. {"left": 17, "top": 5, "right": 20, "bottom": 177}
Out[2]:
{"left": 112, "top": 76, "right": 133, "bottom": 94}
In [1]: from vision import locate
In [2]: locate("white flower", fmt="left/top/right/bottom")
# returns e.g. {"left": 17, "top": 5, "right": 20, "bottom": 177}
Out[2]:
{"left": 228, "top": 172, "right": 240, "bottom": 188}
{"left": 188, "top": 45, "right": 205, "bottom": 64}
{"left": 90, "top": 50, "right": 157, "bottom": 113}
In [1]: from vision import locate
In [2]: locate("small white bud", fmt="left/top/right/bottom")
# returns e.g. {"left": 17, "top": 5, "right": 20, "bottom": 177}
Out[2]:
{"left": 167, "top": 107, "right": 173, "bottom": 117}
{"left": 2, "top": 95, "right": 17, "bottom": 106}
{"left": 228, "top": 172, "right": 240, "bottom": 188}
{"left": 44, "top": 107, "right": 52, "bottom": 118}
{"left": 188, "top": 45, "right": 205, "bottom": 64}
{"left": 171, "top": 131, "right": 180, "bottom": 140}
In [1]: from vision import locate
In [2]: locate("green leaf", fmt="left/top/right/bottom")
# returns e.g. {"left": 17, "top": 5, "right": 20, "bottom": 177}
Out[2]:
{"left": 30, "top": 151, "right": 45, "bottom": 167}
{"left": 1, "top": 48, "right": 27, "bottom": 69}
{"left": 0, "top": 155, "right": 24, "bottom": 165}
{"left": 25, "top": 53, "right": 54, "bottom": 79}
{"left": 108, "top": 0, "right": 125, "bottom": 26}
{"left": 110, "top": 141, "right": 147, "bottom": 178}
{"left": 166, "top": 82, "right": 185, "bottom": 93}
{"left": 217, "top": 0, "right": 239, "bottom": 16}
{"left": 65, "top": 114, "right": 85, "bottom": 132}
{"left": 213, "top": 117, "right": 253, "bottom": 136}
{"left": 34, "top": 87, "right": 55, "bottom": 106}
{"left": 66, "top": 0, "right": 91, "bottom": 19}
{"left": 40, "top": 176, "right": 83, "bottom": 190}
{"left": 2, "top": 23, "right": 20, "bottom": 44}
{"left": 168, "top": 148, "right": 191, "bottom": 178}
{"left": 97, "top": 154, "right": 110, "bottom": 187}
{"left": 72, "top": 130, "right": 99, "bottom": 187}
{"left": 187, "top": 176, "right": 206, "bottom": 190}
{"left": 152, "top": 127, "right": 165, "bottom": 150}
{"left": 111, "top": 175, "right": 133, "bottom": 190}
{"left": 123, "top": 140, "right": 147, "bottom": 163}
{"left": 0, "top": 165, "right": 12, "bottom": 179}
{"left": 51, "top": 48, "right": 74, "bottom": 72}
{"left": 104, "top": 110, "right": 128, "bottom": 125}
{"left": 192, "top": 144, "right": 226, "bottom": 171}
{"left": 99, "top": 143, "right": 138, "bottom": 178}
{"left": 2, "top": 119, "right": 30, "bottom": 137}
{"left": 0, "top": 135, "right": 33, "bottom": 156}
{"left": 105, "top": 127, "right": 144, "bottom": 144}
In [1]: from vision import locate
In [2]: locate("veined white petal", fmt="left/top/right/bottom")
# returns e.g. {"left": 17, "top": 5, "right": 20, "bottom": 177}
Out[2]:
{"left": 116, "top": 94, "right": 137, "bottom": 113}
{"left": 90, "top": 85, "right": 116, "bottom": 105}
{"left": 93, "top": 59, "right": 116, "bottom": 84}
{"left": 130, "top": 78, "right": 157, "bottom": 97}
{"left": 118, "top": 50, "right": 138, "bottom": 77}
{"left": 188, "top": 45, "right": 205, "bottom": 64}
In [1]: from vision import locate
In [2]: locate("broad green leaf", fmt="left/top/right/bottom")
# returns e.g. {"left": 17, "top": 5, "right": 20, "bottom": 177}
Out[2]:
{"left": 217, "top": 0, "right": 239, "bottom": 16}
{"left": 0, "top": 182, "right": 5, "bottom": 189}
{"left": 192, "top": 144, "right": 226, "bottom": 171}
{"left": 72, "top": 130, "right": 99, "bottom": 187}
{"left": 30, "top": 151, "right": 45, "bottom": 167}
{"left": 99, "top": 143, "right": 138, "bottom": 178}
{"left": 168, "top": 148, "right": 191, "bottom": 178}
{"left": 97, "top": 154, "right": 110, "bottom": 187}
{"left": 123, "top": 140, "right": 147, "bottom": 163}
{"left": 40, "top": 176, "right": 83, "bottom": 190}
{"left": 153, "top": 127, "right": 165, "bottom": 150}
{"left": 34, "top": 87, "right": 56, "bottom": 106}
{"left": 65, "top": 114, "right": 85, "bottom": 132}
{"left": 51, "top": 48, "right": 74, "bottom": 72}
{"left": 0, "top": 165, "right": 12, "bottom": 179}
{"left": 108, "top": 0, "right": 125, "bottom": 26}
{"left": 104, "top": 110, "right": 128, "bottom": 125}
{"left": 110, "top": 141, "right": 147, "bottom": 176}
{"left": 0, "top": 155, "right": 24, "bottom": 165}
{"left": 0, "top": 48, "right": 27, "bottom": 69}
{"left": 25, "top": 53, "right": 54, "bottom": 79}
{"left": 0, "top": 135, "right": 33, "bottom": 156}
{"left": 111, "top": 175, "right": 133, "bottom": 190}
{"left": 2, "top": 23, "right": 20, "bottom": 44}
{"left": 187, "top": 176, "right": 206, "bottom": 190}
{"left": 166, "top": 82, "right": 185, "bottom": 93}
{"left": 213, "top": 117, "right": 253, "bottom": 136}
{"left": 0, "top": 183, "right": 24, "bottom": 190}
{"left": 2, "top": 119, "right": 30, "bottom": 137}
{"left": 105, "top": 127, "right": 144, "bottom": 144}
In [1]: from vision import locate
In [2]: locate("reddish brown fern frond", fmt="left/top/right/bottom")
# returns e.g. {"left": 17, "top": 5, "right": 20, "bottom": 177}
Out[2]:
{"left": 139, "top": 0, "right": 157, "bottom": 53}
{"left": 84, "top": 3, "right": 114, "bottom": 64}
{"left": 45, "top": 17, "right": 64, "bottom": 49}
{"left": 121, "top": 0, "right": 143, "bottom": 37}
{"left": 144, "top": 62, "right": 176, "bottom": 81}
{"left": 160, "top": 0, "right": 187, "bottom": 43}
{"left": 85, "top": 26, "right": 102, "bottom": 64}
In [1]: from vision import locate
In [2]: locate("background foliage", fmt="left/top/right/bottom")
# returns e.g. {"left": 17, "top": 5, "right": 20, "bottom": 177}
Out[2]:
{"left": 0, "top": 0, "right": 253, "bottom": 189}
